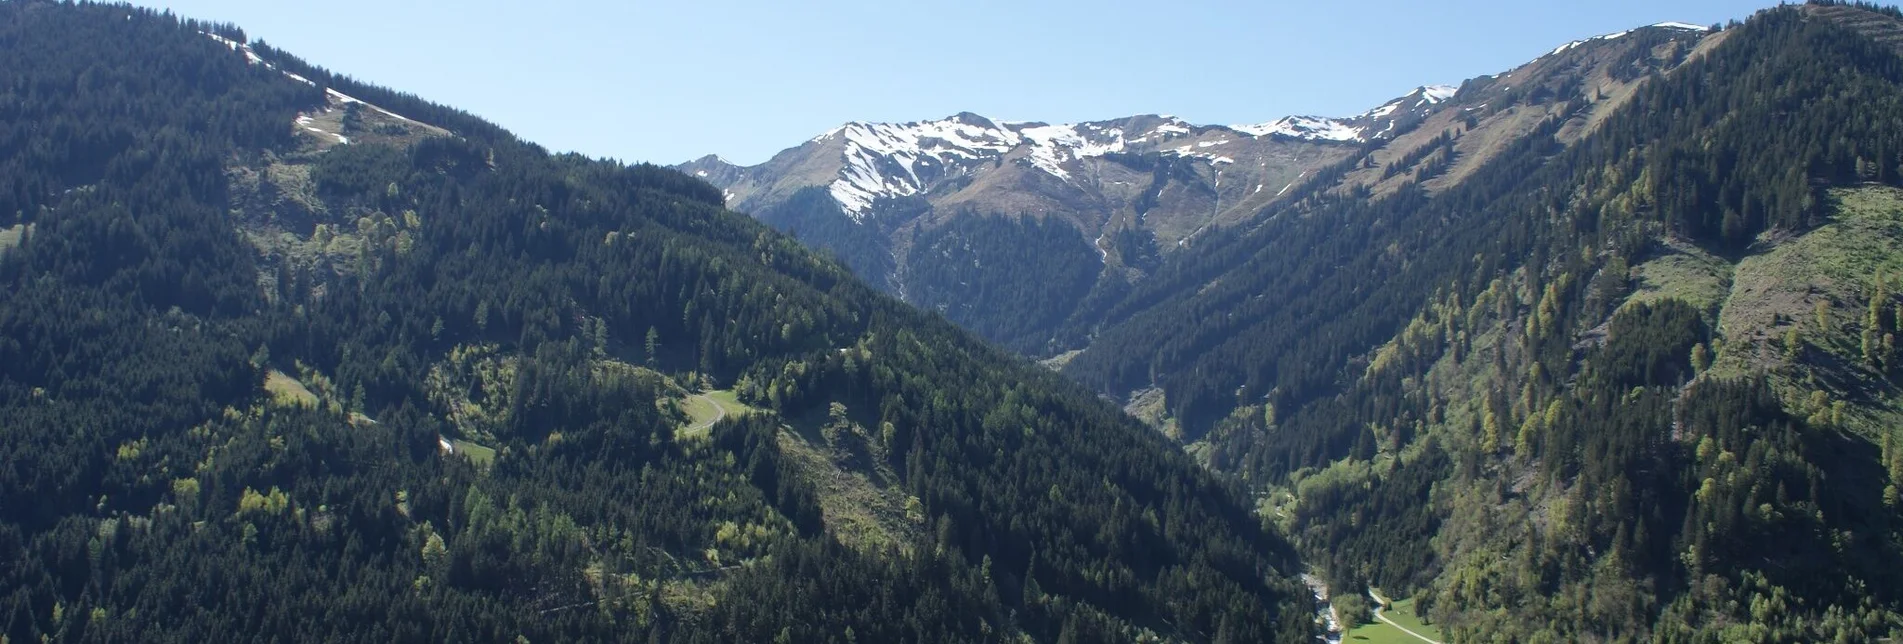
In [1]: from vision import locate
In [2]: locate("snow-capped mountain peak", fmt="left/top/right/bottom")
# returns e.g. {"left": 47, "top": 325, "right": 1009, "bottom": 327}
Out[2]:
{"left": 815, "top": 114, "right": 1210, "bottom": 218}
{"left": 756, "top": 85, "right": 1466, "bottom": 220}
{"left": 820, "top": 116, "right": 1027, "bottom": 217}
{"left": 1358, "top": 85, "right": 1459, "bottom": 120}
{"left": 1419, "top": 85, "right": 1458, "bottom": 103}
{"left": 1230, "top": 85, "right": 1457, "bottom": 143}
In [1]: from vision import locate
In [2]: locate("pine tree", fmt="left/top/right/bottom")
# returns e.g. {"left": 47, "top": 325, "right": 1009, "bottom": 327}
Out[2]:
{"left": 1481, "top": 406, "right": 1502, "bottom": 453}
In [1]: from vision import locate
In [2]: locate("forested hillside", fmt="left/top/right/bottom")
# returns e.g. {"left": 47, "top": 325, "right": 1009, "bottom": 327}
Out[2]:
{"left": 1058, "top": 2, "right": 1903, "bottom": 640}
{"left": 0, "top": 2, "right": 1311, "bottom": 641}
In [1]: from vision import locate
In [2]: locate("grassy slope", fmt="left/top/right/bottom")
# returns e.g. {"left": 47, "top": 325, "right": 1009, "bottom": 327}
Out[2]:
{"left": 1344, "top": 597, "right": 1444, "bottom": 644}
{"left": 775, "top": 423, "right": 924, "bottom": 555}
{"left": 1378, "top": 598, "right": 1442, "bottom": 640}
{"left": 1627, "top": 238, "right": 1733, "bottom": 316}
{"left": 263, "top": 369, "right": 319, "bottom": 408}
{"left": 1304, "top": 186, "right": 1903, "bottom": 631}
{"left": 678, "top": 385, "right": 921, "bottom": 556}
{"left": 1704, "top": 186, "right": 1903, "bottom": 436}
{"left": 679, "top": 389, "right": 752, "bottom": 438}
{"left": 1599, "top": 185, "right": 1903, "bottom": 436}
{"left": 0, "top": 223, "right": 28, "bottom": 253}
{"left": 448, "top": 439, "right": 496, "bottom": 467}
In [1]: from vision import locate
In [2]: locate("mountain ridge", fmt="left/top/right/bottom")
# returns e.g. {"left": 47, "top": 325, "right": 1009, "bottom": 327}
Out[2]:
{"left": 682, "top": 82, "right": 1463, "bottom": 221}
{"left": 680, "top": 19, "right": 1719, "bottom": 357}
{"left": 1065, "top": 3, "right": 1903, "bottom": 640}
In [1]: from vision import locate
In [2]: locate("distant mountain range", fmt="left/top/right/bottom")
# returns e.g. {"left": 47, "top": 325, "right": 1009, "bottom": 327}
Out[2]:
{"left": 680, "top": 21, "right": 1715, "bottom": 355}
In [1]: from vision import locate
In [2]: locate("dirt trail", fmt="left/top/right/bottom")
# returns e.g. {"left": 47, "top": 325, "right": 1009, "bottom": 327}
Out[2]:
{"left": 1367, "top": 589, "right": 1443, "bottom": 644}
{"left": 686, "top": 393, "right": 727, "bottom": 431}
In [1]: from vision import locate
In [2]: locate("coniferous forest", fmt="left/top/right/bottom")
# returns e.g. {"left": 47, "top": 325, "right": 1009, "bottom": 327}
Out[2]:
{"left": 17, "top": 0, "right": 1903, "bottom": 642}
{"left": 0, "top": 2, "right": 1310, "bottom": 641}
{"left": 1055, "top": 2, "right": 1903, "bottom": 640}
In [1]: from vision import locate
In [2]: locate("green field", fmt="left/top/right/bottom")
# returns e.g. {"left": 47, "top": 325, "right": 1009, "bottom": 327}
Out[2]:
{"left": 679, "top": 389, "right": 752, "bottom": 438}
{"left": 1345, "top": 623, "right": 1422, "bottom": 644}
{"left": 0, "top": 223, "right": 28, "bottom": 253}
{"left": 1626, "top": 239, "right": 1732, "bottom": 316}
{"left": 1345, "top": 596, "right": 1443, "bottom": 644}
{"left": 263, "top": 369, "right": 319, "bottom": 409}
{"left": 448, "top": 439, "right": 496, "bottom": 467}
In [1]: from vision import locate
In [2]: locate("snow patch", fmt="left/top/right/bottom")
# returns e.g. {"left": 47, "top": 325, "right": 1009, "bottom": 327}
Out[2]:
{"left": 824, "top": 118, "right": 1026, "bottom": 218}
{"left": 1019, "top": 123, "right": 1121, "bottom": 180}
{"left": 1233, "top": 115, "right": 1363, "bottom": 142}
{"left": 820, "top": 114, "right": 1170, "bottom": 218}
{"left": 302, "top": 126, "right": 348, "bottom": 145}
{"left": 1351, "top": 85, "right": 1459, "bottom": 123}
{"left": 1275, "top": 171, "right": 1307, "bottom": 198}
{"left": 204, "top": 32, "right": 431, "bottom": 132}
{"left": 204, "top": 32, "right": 315, "bottom": 87}
{"left": 1550, "top": 21, "right": 1706, "bottom": 56}
{"left": 326, "top": 88, "right": 421, "bottom": 125}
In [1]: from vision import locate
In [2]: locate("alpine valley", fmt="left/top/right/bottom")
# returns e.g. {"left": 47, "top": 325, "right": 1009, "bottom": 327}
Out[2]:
{"left": 5, "top": 1, "right": 1903, "bottom": 643}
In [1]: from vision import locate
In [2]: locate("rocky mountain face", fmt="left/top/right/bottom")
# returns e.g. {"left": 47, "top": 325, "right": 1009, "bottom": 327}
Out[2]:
{"left": 681, "top": 21, "right": 1716, "bottom": 355}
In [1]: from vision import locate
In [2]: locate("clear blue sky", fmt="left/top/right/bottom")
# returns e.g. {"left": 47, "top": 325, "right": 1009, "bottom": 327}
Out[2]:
{"left": 132, "top": 0, "right": 1779, "bottom": 166}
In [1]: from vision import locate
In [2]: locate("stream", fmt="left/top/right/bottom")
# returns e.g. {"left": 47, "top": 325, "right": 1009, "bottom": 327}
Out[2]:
{"left": 1300, "top": 573, "right": 1344, "bottom": 643}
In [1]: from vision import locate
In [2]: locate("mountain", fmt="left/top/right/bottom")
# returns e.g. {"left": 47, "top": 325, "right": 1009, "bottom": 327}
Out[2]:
{"left": 1062, "top": 2, "right": 1903, "bottom": 640}
{"left": 707, "top": 2, "right": 1903, "bottom": 640}
{"left": 0, "top": 2, "right": 1312, "bottom": 641}
{"left": 1064, "top": 18, "right": 1726, "bottom": 431}
{"left": 683, "top": 22, "right": 1719, "bottom": 357}
{"left": 679, "top": 86, "right": 1466, "bottom": 353}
